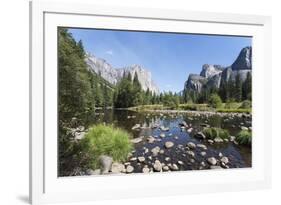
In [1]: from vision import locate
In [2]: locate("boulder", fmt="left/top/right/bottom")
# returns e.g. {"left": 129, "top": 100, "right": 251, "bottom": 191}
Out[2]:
{"left": 138, "top": 156, "right": 146, "bottom": 162}
{"left": 126, "top": 165, "right": 134, "bottom": 173}
{"left": 187, "top": 142, "right": 196, "bottom": 149}
{"left": 147, "top": 136, "right": 156, "bottom": 143}
{"left": 99, "top": 155, "right": 113, "bottom": 174}
{"left": 207, "top": 157, "right": 217, "bottom": 165}
{"left": 194, "top": 132, "right": 206, "bottom": 140}
{"left": 110, "top": 162, "right": 125, "bottom": 173}
{"left": 132, "top": 124, "right": 141, "bottom": 130}
{"left": 130, "top": 136, "right": 143, "bottom": 144}
{"left": 197, "top": 144, "right": 207, "bottom": 150}
{"left": 170, "top": 163, "right": 179, "bottom": 171}
{"left": 159, "top": 133, "right": 165, "bottom": 138}
{"left": 164, "top": 141, "right": 174, "bottom": 149}
{"left": 186, "top": 150, "right": 195, "bottom": 158}
{"left": 153, "top": 160, "right": 162, "bottom": 172}
{"left": 151, "top": 146, "right": 161, "bottom": 156}
{"left": 142, "top": 167, "right": 150, "bottom": 173}
{"left": 221, "top": 156, "right": 229, "bottom": 164}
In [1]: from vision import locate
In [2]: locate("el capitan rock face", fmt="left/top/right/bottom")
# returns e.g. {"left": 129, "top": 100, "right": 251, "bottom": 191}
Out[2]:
{"left": 85, "top": 54, "right": 160, "bottom": 94}
{"left": 184, "top": 46, "right": 252, "bottom": 93}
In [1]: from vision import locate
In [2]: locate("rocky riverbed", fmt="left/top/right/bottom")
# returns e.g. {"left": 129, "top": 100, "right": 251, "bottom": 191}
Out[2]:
{"left": 71, "top": 109, "right": 252, "bottom": 176}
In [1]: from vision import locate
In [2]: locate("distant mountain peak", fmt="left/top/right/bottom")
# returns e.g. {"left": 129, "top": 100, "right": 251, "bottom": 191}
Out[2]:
{"left": 85, "top": 55, "right": 160, "bottom": 94}
{"left": 231, "top": 46, "right": 252, "bottom": 70}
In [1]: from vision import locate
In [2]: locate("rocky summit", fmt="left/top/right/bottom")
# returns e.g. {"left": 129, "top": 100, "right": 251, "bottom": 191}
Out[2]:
{"left": 184, "top": 46, "right": 252, "bottom": 93}
{"left": 85, "top": 54, "right": 160, "bottom": 94}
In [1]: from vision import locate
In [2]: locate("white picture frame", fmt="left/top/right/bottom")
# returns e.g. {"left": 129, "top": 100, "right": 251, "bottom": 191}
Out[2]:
{"left": 30, "top": 1, "right": 272, "bottom": 204}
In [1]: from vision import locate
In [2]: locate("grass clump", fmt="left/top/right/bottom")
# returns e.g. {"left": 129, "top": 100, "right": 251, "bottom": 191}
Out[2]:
{"left": 239, "top": 100, "right": 252, "bottom": 109}
{"left": 203, "top": 127, "right": 229, "bottom": 140}
{"left": 208, "top": 94, "right": 223, "bottom": 109}
{"left": 236, "top": 130, "right": 252, "bottom": 146}
{"left": 80, "top": 124, "right": 133, "bottom": 168}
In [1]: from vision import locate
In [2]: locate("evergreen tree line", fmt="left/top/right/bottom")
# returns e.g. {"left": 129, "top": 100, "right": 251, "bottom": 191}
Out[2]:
{"left": 113, "top": 72, "right": 181, "bottom": 108}
{"left": 183, "top": 72, "right": 252, "bottom": 104}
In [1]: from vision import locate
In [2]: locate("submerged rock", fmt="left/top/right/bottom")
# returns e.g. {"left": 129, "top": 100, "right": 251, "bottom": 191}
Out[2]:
{"left": 151, "top": 146, "right": 161, "bottom": 156}
{"left": 165, "top": 141, "right": 174, "bottom": 149}
{"left": 197, "top": 144, "right": 207, "bottom": 150}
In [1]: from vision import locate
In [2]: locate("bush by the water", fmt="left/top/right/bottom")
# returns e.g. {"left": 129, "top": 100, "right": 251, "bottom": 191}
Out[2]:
{"left": 203, "top": 127, "right": 229, "bottom": 140}
{"left": 208, "top": 94, "right": 222, "bottom": 108}
{"left": 239, "top": 100, "right": 252, "bottom": 109}
{"left": 236, "top": 130, "right": 252, "bottom": 146}
{"left": 80, "top": 124, "right": 133, "bottom": 168}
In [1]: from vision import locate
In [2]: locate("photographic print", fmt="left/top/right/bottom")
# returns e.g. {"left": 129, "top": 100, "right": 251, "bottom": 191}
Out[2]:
{"left": 58, "top": 27, "right": 252, "bottom": 177}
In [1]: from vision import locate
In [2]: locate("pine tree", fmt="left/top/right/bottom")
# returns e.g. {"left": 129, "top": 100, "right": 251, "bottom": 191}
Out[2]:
{"left": 242, "top": 72, "right": 252, "bottom": 100}
{"left": 234, "top": 74, "right": 243, "bottom": 102}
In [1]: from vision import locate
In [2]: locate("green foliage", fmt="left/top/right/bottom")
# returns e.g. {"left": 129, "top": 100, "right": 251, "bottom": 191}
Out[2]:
{"left": 58, "top": 28, "right": 95, "bottom": 122}
{"left": 203, "top": 127, "right": 230, "bottom": 140}
{"left": 80, "top": 124, "right": 133, "bottom": 168}
{"left": 216, "top": 108, "right": 251, "bottom": 113}
{"left": 179, "top": 103, "right": 210, "bottom": 111}
{"left": 236, "top": 130, "right": 252, "bottom": 146}
{"left": 242, "top": 72, "right": 252, "bottom": 101}
{"left": 208, "top": 93, "right": 222, "bottom": 108}
{"left": 239, "top": 100, "right": 251, "bottom": 109}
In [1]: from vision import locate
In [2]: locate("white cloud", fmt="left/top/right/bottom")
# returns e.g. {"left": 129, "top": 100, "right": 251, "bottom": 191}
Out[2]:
{"left": 105, "top": 50, "right": 113, "bottom": 55}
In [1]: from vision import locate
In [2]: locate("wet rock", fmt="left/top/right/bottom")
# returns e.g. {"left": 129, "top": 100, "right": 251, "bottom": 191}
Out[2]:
{"left": 132, "top": 124, "right": 141, "bottom": 130}
{"left": 221, "top": 156, "right": 229, "bottom": 164}
{"left": 174, "top": 136, "right": 179, "bottom": 140}
{"left": 151, "top": 146, "right": 161, "bottom": 156}
{"left": 207, "top": 157, "right": 217, "bottom": 165}
{"left": 144, "top": 148, "right": 149, "bottom": 154}
{"left": 163, "top": 165, "right": 170, "bottom": 171}
{"left": 159, "top": 149, "right": 165, "bottom": 154}
{"left": 194, "top": 132, "right": 206, "bottom": 140}
{"left": 138, "top": 156, "right": 146, "bottom": 162}
{"left": 146, "top": 136, "right": 155, "bottom": 143}
{"left": 190, "top": 158, "right": 195, "bottom": 163}
{"left": 230, "top": 136, "right": 236, "bottom": 142}
{"left": 214, "top": 137, "right": 224, "bottom": 143}
{"left": 179, "top": 121, "right": 188, "bottom": 127}
{"left": 170, "top": 163, "right": 179, "bottom": 171}
{"left": 187, "top": 128, "right": 193, "bottom": 133}
{"left": 200, "top": 151, "right": 207, "bottom": 157}
{"left": 142, "top": 167, "right": 150, "bottom": 173}
{"left": 197, "top": 144, "right": 207, "bottom": 150}
{"left": 200, "top": 161, "right": 206, "bottom": 167}
{"left": 159, "top": 133, "right": 165, "bottom": 138}
{"left": 178, "top": 160, "right": 184, "bottom": 165}
{"left": 130, "top": 157, "right": 137, "bottom": 161}
{"left": 218, "top": 152, "right": 223, "bottom": 158}
{"left": 186, "top": 150, "right": 195, "bottom": 158}
{"left": 74, "top": 131, "right": 86, "bottom": 140}
{"left": 241, "top": 126, "right": 248, "bottom": 131}
{"left": 153, "top": 160, "right": 162, "bottom": 172}
{"left": 187, "top": 142, "right": 196, "bottom": 149}
{"left": 130, "top": 136, "right": 143, "bottom": 144}
{"left": 165, "top": 141, "right": 174, "bottom": 149}
{"left": 111, "top": 162, "right": 125, "bottom": 173}
{"left": 99, "top": 155, "right": 113, "bottom": 174}
{"left": 160, "top": 126, "right": 169, "bottom": 131}
{"left": 207, "top": 139, "right": 214, "bottom": 144}
{"left": 126, "top": 165, "right": 134, "bottom": 173}
{"left": 165, "top": 157, "right": 170, "bottom": 162}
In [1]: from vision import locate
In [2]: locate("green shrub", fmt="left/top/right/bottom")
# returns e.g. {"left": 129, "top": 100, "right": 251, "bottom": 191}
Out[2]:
{"left": 208, "top": 94, "right": 222, "bottom": 108}
{"left": 239, "top": 100, "right": 252, "bottom": 109}
{"left": 80, "top": 124, "right": 133, "bottom": 168}
{"left": 203, "top": 127, "right": 229, "bottom": 140}
{"left": 236, "top": 130, "right": 252, "bottom": 146}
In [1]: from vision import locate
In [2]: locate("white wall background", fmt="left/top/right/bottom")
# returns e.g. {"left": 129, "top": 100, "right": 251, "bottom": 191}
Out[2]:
{"left": 0, "top": 0, "right": 279, "bottom": 204}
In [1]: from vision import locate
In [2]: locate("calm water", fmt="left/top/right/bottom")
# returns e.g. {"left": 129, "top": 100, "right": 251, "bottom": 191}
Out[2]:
{"left": 91, "top": 109, "right": 252, "bottom": 172}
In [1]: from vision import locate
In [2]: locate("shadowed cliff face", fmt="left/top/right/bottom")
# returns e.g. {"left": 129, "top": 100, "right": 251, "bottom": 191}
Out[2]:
{"left": 85, "top": 54, "right": 160, "bottom": 94}
{"left": 184, "top": 46, "right": 252, "bottom": 93}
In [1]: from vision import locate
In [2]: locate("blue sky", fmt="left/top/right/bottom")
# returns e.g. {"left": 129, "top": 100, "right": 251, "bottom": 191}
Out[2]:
{"left": 68, "top": 28, "right": 251, "bottom": 92}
